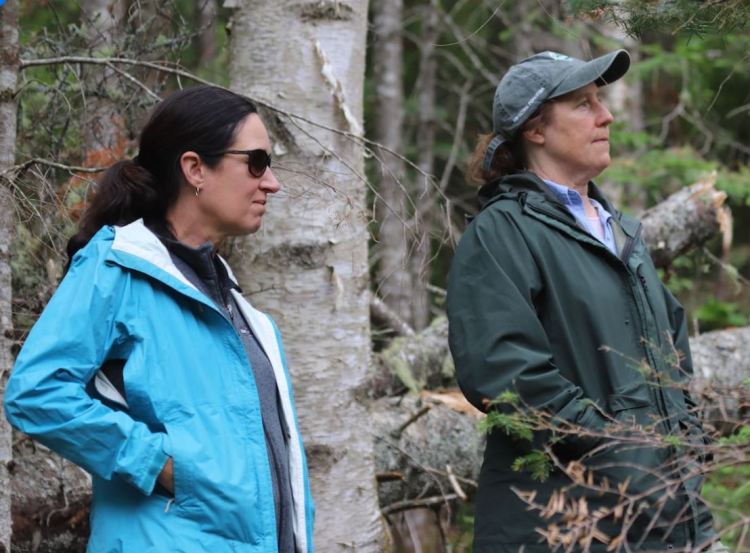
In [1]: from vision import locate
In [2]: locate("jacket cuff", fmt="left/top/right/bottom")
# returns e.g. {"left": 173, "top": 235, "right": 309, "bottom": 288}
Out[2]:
{"left": 124, "top": 433, "right": 170, "bottom": 495}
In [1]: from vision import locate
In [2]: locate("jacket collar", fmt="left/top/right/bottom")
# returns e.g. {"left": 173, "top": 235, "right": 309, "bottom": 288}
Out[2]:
{"left": 478, "top": 171, "right": 640, "bottom": 238}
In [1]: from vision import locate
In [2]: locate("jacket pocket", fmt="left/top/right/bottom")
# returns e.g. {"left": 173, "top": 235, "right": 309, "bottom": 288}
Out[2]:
{"left": 162, "top": 417, "right": 266, "bottom": 545}
{"left": 607, "top": 380, "right": 655, "bottom": 426}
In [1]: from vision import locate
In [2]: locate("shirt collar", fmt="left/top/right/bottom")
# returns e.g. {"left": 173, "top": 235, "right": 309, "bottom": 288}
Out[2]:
{"left": 543, "top": 179, "right": 612, "bottom": 221}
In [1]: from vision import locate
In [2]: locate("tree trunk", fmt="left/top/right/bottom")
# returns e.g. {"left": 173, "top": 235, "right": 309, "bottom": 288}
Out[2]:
{"left": 80, "top": 0, "right": 126, "bottom": 158}
{"left": 372, "top": 0, "right": 413, "bottom": 327}
{"left": 641, "top": 173, "right": 730, "bottom": 269}
{"left": 0, "top": 2, "right": 18, "bottom": 548}
{"left": 226, "top": 1, "right": 387, "bottom": 550}
{"left": 410, "top": 0, "right": 438, "bottom": 331}
{"left": 197, "top": 0, "right": 218, "bottom": 67}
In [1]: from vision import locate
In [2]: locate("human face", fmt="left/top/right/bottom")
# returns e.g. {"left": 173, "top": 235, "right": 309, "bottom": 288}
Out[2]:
{"left": 525, "top": 83, "right": 614, "bottom": 188}
{"left": 196, "top": 113, "right": 280, "bottom": 239}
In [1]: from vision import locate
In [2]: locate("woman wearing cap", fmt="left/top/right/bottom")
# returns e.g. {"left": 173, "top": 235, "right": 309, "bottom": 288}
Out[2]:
{"left": 4, "top": 86, "right": 314, "bottom": 553}
{"left": 448, "top": 51, "right": 718, "bottom": 552}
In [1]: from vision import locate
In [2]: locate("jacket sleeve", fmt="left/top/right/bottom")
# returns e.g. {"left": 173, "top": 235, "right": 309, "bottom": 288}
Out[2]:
{"left": 661, "top": 282, "right": 704, "bottom": 410}
{"left": 4, "top": 238, "right": 169, "bottom": 495}
{"left": 447, "top": 208, "right": 607, "bottom": 453}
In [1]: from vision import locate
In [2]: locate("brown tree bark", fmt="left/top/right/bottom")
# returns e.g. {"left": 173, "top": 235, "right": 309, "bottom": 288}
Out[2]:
{"left": 410, "top": 0, "right": 439, "bottom": 331}
{"left": 81, "top": 0, "right": 126, "bottom": 157}
{"left": 197, "top": 0, "right": 218, "bottom": 67}
{"left": 0, "top": 1, "right": 18, "bottom": 548}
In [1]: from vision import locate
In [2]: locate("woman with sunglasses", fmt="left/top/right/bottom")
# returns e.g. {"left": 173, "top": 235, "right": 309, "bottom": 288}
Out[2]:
{"left": 5, "top": 86, "right": 314, "bottom": 553}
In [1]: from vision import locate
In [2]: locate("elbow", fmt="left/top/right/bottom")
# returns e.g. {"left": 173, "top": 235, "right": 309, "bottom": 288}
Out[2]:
{"left": 4, "top": 373, "right": 26, "bottom": 431}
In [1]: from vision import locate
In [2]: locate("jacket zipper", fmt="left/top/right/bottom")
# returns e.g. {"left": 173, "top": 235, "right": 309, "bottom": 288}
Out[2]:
{"left": 524, "top": 196, "right": 697, "bottom": 543}
{"left": 619, "top": 223, "right": 641, "bottom": 264}
{"left": 526, "top": 202, "right": 680, "bottom": 432}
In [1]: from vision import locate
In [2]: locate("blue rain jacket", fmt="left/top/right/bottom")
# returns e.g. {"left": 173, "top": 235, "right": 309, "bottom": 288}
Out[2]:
{"left": 4, "top": 220, "right": 315, "bottom": 553}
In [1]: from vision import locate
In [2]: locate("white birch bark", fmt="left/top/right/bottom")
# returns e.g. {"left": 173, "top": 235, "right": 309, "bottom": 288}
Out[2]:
{"left": 226, "top": 1, "right": 387, "bottom": 550}
{"left": 372, "top": 0, "right": 413, "bottom": 326}
{"left": 0, "top": 2, "right": 18, "bottom": 548}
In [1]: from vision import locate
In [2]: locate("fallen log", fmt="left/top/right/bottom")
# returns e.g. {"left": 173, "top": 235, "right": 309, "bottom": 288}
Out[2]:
{"left": 641, "top": 172, "right": 731, "bottom": 269}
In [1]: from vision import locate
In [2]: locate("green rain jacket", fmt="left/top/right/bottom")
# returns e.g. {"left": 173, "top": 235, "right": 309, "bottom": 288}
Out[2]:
{"left": 447, "top": 172, "right": 715, "bottom": 553}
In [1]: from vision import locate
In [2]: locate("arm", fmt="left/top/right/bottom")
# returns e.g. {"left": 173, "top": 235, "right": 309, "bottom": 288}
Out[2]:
{"left": 447, "top": 208, "right": 607, "bottom": 453}
{"left": 4, "top": 238, "right": 169, "bottom": 495}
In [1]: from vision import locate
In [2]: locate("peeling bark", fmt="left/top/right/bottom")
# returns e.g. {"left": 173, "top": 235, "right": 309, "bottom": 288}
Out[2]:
{"left": 226, "top": 1, "right": 387, "bottom": 550}
{"left": 0, "top": 1, "right": 18, "bottom": 548}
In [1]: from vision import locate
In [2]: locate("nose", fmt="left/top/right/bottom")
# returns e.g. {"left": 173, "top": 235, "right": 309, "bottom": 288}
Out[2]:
{"left": 596, "top": 100, "right": 614, "bottom": 126}
{"left": 260, "top": 168, "right": 281, "bottom": 194}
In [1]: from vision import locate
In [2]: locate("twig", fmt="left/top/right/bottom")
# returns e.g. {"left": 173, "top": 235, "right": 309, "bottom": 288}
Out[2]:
{"left": 376, "top": 471, "right": 405, "bottom": 483}
{"left": 381, "top": 493, "right": 459, "bottom": 515}
{"left": 437, "top": 80, "right": 471, "bottom": 194}
{"left": 391, "top": 405, "right": 432, "bottom": 439}
{"left": 1, "top": 157, "right": 108, "bottom": 176}
{"left": 369, "top": 291, "right": 416, "bottom": 337}
{"left": 445, "top": 464, "right": 467, "bottom": 501}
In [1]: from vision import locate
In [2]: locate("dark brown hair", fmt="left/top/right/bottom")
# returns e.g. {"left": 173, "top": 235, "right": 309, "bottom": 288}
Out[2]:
{"left": 467, "top": 102, "right": 555, "bottom": 185}
{"left": 66, "top": 85, "right": 257, "bottom": 261}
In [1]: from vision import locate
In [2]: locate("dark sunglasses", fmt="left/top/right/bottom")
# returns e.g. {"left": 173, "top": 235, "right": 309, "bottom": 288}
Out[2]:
{"left": 209, "top": 149, "right": 272, "bottom": 178}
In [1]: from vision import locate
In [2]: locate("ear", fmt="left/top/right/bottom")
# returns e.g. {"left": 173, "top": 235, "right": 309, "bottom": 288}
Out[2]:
{"left": 522, "top": 123, "right": 545, "bottom": 146}
{"left": 179, "top": 151, "right": 205, "bottom": 187}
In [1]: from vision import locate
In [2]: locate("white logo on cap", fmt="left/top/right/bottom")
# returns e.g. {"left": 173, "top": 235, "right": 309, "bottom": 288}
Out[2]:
{"left": 512, "top": 86, "right": 546, "bottom": 123}
{"left": 541, "top": 51, "right": 573, "bottom": 61}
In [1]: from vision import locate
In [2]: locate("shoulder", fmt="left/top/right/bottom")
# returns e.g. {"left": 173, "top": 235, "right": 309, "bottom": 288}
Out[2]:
{"left": 67, "top": 226, "right": 117, "bottom": 273}
{"left": 62, "top": 226, "right": 130, "bottom": 298}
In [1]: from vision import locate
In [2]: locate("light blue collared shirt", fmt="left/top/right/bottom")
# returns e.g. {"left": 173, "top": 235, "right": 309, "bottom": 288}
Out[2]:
{"left": 543, "top": 179, "right": 618, "bottom": 255}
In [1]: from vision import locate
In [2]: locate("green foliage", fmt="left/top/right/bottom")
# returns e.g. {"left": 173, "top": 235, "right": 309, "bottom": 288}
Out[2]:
{"left": 568, "top": 0, "right": 750, "bottom": 37}
{"left": 479, "top": 391, "right": 535, "bottom": 440}
{"left": 662, "top": 435, "right": 684, "bottom": 448}
{"left": 511, "top": 450, "right": 552, "bottom": 482}
{"left": 695, "top": 299, "right": 749, "bottom": 331}
{"left": 703, "top": 463, "right": 750, "bottom": 550}
{"left": 717, "top": 426, "right": 750, "bottom": 446}
{"left": 479, "top": 410, "right": 534, "bottom": 442}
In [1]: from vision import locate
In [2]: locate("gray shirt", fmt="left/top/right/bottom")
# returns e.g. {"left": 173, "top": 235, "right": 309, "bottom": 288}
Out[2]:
{"left": 151, "top": 224, "right": 295, "bottom": 552}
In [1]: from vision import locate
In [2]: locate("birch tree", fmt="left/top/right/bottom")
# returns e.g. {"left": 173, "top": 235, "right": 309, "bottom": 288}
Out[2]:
{"left": 226, "top": 1, "right": 387, "bottom": 550}
{"left": 372, "top": 0, "right": 413, "bottom": 327}
{"left": 0, "top": 1, "right": 17, "bottom": 548}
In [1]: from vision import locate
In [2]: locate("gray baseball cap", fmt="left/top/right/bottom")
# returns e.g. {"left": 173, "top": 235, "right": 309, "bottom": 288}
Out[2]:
{"left": 482, "top": 49, "right": 631, "bottom": 172}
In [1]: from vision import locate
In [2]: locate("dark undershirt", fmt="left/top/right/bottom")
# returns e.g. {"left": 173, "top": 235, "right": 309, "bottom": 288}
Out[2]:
{"left": 148, "top": 221, "right": 295, "bottom": 552}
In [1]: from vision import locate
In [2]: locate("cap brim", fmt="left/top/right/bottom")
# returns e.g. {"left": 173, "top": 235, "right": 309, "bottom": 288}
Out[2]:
{"left": 550, "top": 49, "right": 631, "bottom": 98}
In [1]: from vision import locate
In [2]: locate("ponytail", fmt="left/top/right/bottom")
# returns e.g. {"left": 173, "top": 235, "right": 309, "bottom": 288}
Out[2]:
{"left": 65, "top": 159, "right": 165, "bottom": 262}
{"left": 467, "top": 101, "right": 555, "bottom": 185}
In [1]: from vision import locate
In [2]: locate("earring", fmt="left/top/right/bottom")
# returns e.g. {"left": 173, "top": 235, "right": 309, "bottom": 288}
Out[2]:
{"left": 194, "top": 186, "right": 201, "bottom": 198}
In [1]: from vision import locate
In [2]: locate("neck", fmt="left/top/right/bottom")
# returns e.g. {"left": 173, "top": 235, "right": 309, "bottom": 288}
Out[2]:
{"left": 528, "top": 164, "right": 590, "bottom": 197}
{"left": 165, "top": 198, "right": 220, "bottom": 248}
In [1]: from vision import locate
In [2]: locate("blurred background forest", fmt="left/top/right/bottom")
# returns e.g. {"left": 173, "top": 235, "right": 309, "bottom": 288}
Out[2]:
{"left": 5, "top": 0, "right": 750, "bottom": 552}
